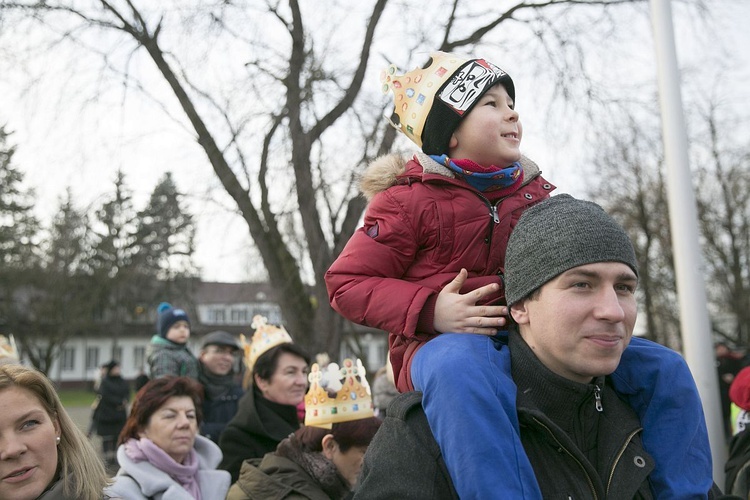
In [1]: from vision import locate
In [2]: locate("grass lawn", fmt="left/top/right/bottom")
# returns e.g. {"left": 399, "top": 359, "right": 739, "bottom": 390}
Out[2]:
{"left": 57, "top": 388, "right": 98, "bottom": 407}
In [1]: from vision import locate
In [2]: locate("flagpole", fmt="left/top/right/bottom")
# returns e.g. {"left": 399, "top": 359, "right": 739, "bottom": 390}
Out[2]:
{"left": 649, "top": 0, "right": 726, "bottom": 485}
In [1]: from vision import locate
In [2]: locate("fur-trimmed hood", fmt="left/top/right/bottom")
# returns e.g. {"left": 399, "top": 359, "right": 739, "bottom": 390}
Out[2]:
{"left": 359, "top": 152, "right": 542, "bottom": 201}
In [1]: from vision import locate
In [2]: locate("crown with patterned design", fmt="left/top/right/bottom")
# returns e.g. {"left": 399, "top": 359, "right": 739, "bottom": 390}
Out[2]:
{"left": 381, "top": 51, "right": 514, "bottom": 155}
{"left": 304, "top": 358, "right": 374, "bottom": 429}
{"left": 240, "top": 315, "right": 294, "bottom": 371}
{"left": 0, "top": 334, "right": 19, "bottom": 363}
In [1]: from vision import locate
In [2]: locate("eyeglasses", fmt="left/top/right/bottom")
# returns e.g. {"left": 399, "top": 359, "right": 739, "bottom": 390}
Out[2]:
{"left": 205, "top": 346, "right": 238, "bottom": 356}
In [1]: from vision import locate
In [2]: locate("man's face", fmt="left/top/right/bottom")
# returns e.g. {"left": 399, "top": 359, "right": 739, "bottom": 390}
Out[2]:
{"left": 510, "top": 262, "right": 638, "bottom": 384}
{"left": 199, "top": 345, "right": 237, "bottom": 376}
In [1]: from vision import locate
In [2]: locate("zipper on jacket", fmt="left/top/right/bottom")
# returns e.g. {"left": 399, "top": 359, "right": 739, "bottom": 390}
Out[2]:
{"left": 490, "top": 204, "right": 500, "bottom": 223}
{"left": 472, "top": 192, "right": 502, "bottom": 245}
{"left": 532, "top": 417, "right": 598, "bottom": 499}
{"left": 594, "top": 385, "right": 603, "bottom": 412}
{"left": 605, "top": 427, "right": 642, "bottom": 495}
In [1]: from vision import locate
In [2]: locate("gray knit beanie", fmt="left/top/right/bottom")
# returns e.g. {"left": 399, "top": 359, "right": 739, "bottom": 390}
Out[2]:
{"left": 504, "top": 194, "right": 638, "bottom": 305}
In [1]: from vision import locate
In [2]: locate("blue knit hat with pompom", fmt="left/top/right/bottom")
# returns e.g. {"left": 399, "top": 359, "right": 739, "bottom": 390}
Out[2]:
{"left": 156, "top": 302, "right": 190, "bottom": 338}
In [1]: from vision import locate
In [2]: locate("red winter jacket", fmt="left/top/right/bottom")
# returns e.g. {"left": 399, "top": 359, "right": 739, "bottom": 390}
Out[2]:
{"left": 325, "top": 152, "right": 555, "bottom": 391}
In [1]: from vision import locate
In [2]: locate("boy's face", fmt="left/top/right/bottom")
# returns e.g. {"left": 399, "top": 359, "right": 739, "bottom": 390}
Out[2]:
{"left": 448, "top": 84, "right": 522, "bottom": 168}
{"left": 166, "top": 320, "right": 190, "bottom": 344}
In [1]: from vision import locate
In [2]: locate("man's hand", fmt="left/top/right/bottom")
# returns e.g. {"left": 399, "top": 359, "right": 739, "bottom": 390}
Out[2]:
{"left": 433, "top": 269, "right": 509, "bottom": 335}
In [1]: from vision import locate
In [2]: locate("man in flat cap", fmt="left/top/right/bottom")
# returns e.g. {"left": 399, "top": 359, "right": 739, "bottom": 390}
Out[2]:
{"left": 198, "top": 330, "right": 244, "bottom": 443}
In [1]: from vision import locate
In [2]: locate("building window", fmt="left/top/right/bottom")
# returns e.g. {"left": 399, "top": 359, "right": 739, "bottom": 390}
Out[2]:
{"left": 210, "top": 309, "right": 226, "bottom": 324}
{"left": 230, "top": 309, "right": 248, "bottom": 324}
{"left": 112, "top": 346, "right": 123, "bottom": 362}
{"left": 134, "top": 346, "right": 146, "bottom": 370}
{"left": 85, "top": 347, "right": 99, "bottom": 370}
{"left": 61, "top": 347, "right": 75, "bottom": 372}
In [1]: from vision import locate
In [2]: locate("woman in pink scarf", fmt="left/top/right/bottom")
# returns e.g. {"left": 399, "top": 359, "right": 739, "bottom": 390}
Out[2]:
{"left": 106, "top": 377, "right": 230, "bottom": 499}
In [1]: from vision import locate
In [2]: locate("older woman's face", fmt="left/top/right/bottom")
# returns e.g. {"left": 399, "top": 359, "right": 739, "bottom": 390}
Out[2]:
{"left": 0, "top": 387, "right": 60, "bottom": 500}
{"left": 256, "top": 352, "right": 308, "bottom": 406}
{"left": 139, "top": 396, "right": 197, "bottom": 464}
{"left": 323, "top": 436, "right": 368, "bottom": 489}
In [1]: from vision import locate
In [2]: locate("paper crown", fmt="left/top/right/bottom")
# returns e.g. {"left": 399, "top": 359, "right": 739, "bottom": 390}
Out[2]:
{"left": 0, "top": 334, "right": 19, "bottom": 363}
{"left": 240, "top": 315, "right": 293, "bottom": 370}
{"left": 304, "top": 358, "right": 374, "bottom": 429}
{"left": 380, "top": 51, "right": 513, "bottom": 154}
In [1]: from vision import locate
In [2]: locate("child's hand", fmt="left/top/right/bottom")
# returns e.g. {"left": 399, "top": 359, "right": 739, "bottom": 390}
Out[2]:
{"left": 433, "top": 269, "right": 509, "bottom": 335}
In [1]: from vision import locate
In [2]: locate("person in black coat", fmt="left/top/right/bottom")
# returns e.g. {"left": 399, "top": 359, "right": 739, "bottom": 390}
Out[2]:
{"left": 198, "top": 330, "right": 245, "bottom": 443}
{"left": 91, "top": 360, "right": 130, "bottom": 471}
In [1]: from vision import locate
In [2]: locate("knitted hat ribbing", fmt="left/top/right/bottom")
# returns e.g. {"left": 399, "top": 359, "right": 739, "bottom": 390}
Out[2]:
{"left": 156, "top": 302, "right": 190, "bottom": 338}
{"left": 504, "top": 194, "right": 638, "bottom": 305}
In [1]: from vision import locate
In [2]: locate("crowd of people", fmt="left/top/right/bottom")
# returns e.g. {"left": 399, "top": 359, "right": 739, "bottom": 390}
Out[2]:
{"left": 0, "top": 47, "right": 747, "bottom": 499}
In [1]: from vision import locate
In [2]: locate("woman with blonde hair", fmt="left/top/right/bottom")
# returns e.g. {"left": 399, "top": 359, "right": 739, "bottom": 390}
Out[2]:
{"left": 0, "top": 363, "right": 109, "bottom": 500}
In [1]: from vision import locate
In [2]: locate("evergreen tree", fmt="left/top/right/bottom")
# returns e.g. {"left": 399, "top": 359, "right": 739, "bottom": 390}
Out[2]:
{"left": 0, "top": 126, "right": 39, "bottom": 268}
{"left": 89, "top": 170, "right": 141, "bottom": 356}
{"left": 0, "top": 125, "right": 40, "bottom": 347}
{"left": 22, "top": 191, "right": 95, "bottom": 372}
{"left": 135, "top": 172, "right": 197, "bottom": 282}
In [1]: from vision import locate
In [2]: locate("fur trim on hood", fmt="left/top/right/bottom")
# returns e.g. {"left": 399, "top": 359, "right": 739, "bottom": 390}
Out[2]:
{"left": 359, "top": 152, "right": 542, "bottom": 201}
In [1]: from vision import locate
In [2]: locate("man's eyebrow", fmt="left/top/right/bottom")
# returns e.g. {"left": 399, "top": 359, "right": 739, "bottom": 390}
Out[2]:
{"left": 563, "top": 268, "right": 637, "bottom": 281}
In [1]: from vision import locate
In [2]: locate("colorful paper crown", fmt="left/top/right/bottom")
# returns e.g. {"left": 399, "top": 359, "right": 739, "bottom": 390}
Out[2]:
{"left": 0, "top": 334, "right": 19, "bottom": 363}
{"left": 240, "top": 315, "right": 294, "bottom": 371}
{"left": 304, "top": 358, "right": 374, "bottom": 429}
{"left": 380, "top": 51, "right": 513, "bottom": 155}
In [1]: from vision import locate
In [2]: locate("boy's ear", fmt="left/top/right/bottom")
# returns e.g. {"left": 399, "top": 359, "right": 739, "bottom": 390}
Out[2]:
{"left": 509, "top": 300, "right": 530, "bottom": 325}
{"left": 448, "top": 133, "right": 458, "bottom": 150}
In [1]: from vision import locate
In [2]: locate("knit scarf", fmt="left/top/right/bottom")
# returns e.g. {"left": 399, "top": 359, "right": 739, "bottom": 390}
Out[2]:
{"left": 125, "top": 437, "right": 201, "bottom": 500}
{"left": 198, "top": 364, "right": 234, "bottom": 400}
{"left": 275, "top": 433, "right": 351, "bottom": 500}
{"left": 430, "top": 154, "right": 523, "bottom": 193}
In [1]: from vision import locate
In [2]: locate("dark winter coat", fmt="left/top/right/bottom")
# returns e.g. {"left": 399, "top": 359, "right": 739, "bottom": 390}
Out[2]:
{"left": 355, "top": 331, "right": 659, "bottom": 500}
{"left": 219, "top": 386, "right": 301, "bottom": 483}
{"left": 93, "top": 375, "right": 130, "bottom": 437}
{"left": 725, "top": 427, "right": 750, "bottom": 496}
{"left": 198, "top": 363, "right": 244, "bottom": 443}
{"left": 325, "top": 152, "right": 555, "bottom": 391}
{"left": 508, "top": 332, "right": 654, "bottom": 499}
{"left": 226, "top": 433, "right": 351, "bottom": 500}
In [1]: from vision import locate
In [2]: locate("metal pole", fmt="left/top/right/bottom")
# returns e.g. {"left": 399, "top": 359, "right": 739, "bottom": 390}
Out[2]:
{"left": 649, "top": 0, "right": 726, "bottom": 485}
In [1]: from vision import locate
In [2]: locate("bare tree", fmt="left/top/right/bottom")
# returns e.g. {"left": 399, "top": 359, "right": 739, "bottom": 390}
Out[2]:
{"left": 589, "top": 112, "right": 682, "bottom": 349}
{"left": 0, "top": 0, "right": 680, "bottom": 356}
{"left": 695, "top": 103, "right": 750, "bottom": 347}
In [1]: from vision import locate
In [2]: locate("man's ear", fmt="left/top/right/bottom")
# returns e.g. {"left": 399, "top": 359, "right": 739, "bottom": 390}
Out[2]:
{"left": 510, "top": 300, "right": 530, "bottom": 325}
{"left": 321, "top": 434, "right": 337, "bottom": 460}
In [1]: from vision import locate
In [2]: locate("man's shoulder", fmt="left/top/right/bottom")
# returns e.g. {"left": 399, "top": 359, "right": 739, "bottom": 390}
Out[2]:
{"left": 387, "top": 390, "right": 425, "bottom": 419}
{"left": 375, "top": 391, "right": 443, "bottom": 459}
{"left": 354, "top": 391, "right": 458, "bottom": 500}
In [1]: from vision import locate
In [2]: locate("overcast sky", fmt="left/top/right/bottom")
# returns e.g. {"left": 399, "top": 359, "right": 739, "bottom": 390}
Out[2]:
{"left": 1, "top": 1, "right": 748, "bottom": 283}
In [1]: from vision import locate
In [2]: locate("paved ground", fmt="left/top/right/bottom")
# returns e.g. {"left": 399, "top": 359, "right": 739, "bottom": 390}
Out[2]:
{"left": 67, "top": 405, "right": 115, "bottom": 474}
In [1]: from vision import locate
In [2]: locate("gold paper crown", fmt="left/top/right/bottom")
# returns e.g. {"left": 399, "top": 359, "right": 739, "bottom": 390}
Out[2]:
{"left": 0, "top": 334, "right": 19, "bottom": 363}
{"left": 240, "top": 315, "right": 293, "bottom": 371}
{"left": 381, "top": 52, "right": 470, "bottom": 148}
{"left": 304, "top": 358, "right": 374, "bottom": 429}
{"left": 381, "top": 51, "right": 512, "bottom": 154}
